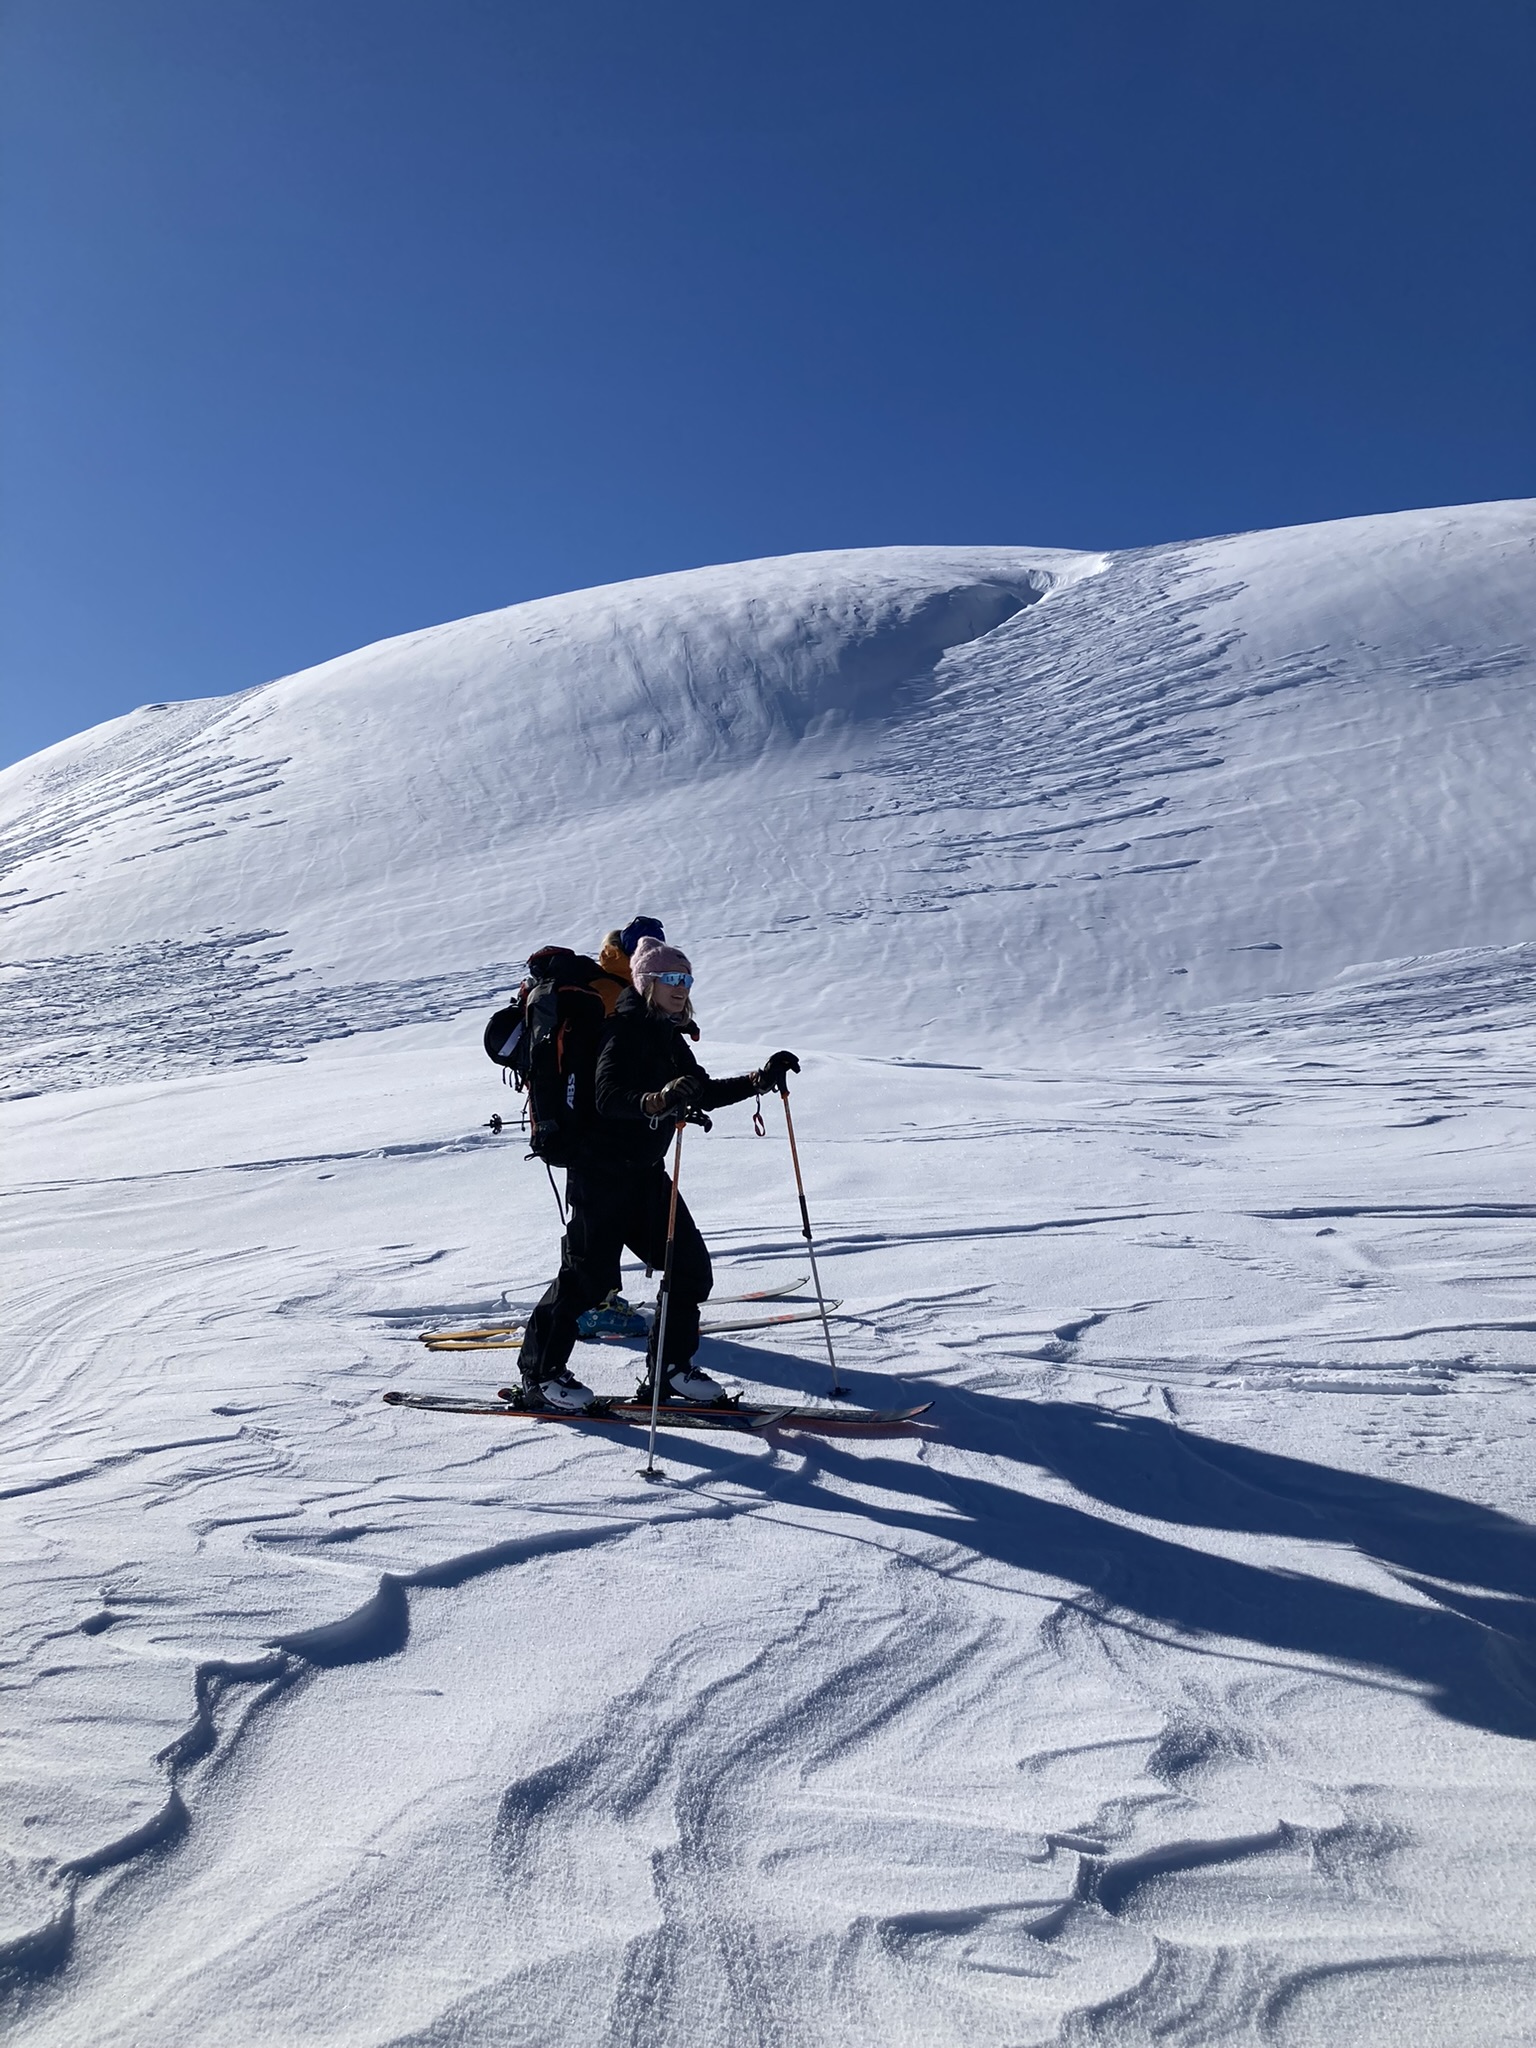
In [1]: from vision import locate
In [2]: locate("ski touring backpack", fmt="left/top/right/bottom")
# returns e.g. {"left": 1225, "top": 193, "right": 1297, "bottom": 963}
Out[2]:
{"left": 484, "top": 947, "right": 607, "bottom": 1167}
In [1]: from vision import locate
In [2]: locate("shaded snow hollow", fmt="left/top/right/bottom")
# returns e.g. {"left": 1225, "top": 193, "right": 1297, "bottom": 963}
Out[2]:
{"left": 2, "top": 504, "right": 1535, "bottom": 2047}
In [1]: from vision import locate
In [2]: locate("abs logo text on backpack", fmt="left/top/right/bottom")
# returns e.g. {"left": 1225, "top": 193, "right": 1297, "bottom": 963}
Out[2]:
{"left": 484, "top": 947, "right": 607, "bottom": 1167}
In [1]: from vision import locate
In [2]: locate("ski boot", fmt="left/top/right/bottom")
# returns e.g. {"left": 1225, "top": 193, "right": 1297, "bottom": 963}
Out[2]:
{"left": 577, "top": 1291, "right": 651, "bottom": 1341}
{"left": 634, "top": 1363, "right": 733, "bottom": 1408}
{"left": 515, "top": 1367, "right": 597, "bottom": 1414}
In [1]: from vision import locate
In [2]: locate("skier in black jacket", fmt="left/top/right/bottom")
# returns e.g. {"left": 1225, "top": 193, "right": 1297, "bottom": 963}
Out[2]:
{"left": 514, "top": 936, "right": 798, "bottom": 1411}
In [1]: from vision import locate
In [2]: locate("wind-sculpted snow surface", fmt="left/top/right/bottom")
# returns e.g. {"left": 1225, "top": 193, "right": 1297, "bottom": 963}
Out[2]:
{"left": 2, "top": 506, "right": 1535, "bottom": 2046}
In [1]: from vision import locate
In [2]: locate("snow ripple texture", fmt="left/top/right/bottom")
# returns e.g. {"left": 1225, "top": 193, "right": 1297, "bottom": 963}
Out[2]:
{"left": 2, "top": 506, "right": 1535, "bottom": 2046}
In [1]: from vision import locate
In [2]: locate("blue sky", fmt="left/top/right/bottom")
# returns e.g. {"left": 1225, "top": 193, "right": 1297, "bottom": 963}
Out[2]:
{"left": 2, "top": 0, "right": 1532, "bottom": 766}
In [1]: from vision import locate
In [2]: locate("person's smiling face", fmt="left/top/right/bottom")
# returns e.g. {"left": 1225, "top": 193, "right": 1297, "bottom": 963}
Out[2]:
{"left": 649, "top": 971, "right": 692, "bottom": 1018}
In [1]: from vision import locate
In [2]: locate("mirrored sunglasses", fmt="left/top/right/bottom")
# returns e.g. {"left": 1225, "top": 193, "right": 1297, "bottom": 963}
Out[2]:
{"left": 654, "top": 970, "right": 694, "bottom": 988}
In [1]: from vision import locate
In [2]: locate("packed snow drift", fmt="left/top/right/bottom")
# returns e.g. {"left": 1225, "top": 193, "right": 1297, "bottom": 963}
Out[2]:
{"left": 2, "top": 502, "right": 1534, "bottom": 2045}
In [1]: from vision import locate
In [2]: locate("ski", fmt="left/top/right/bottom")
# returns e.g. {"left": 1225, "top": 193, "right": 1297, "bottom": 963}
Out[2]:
{"left": 420, "top": 1299, "right": 844, "bottom": 1352}
{"left": 708, "top": 1274, "right": 810, "bottom": 1305}
{"left": 421, "top": 1328, "right": 527, "bottom": 1350}
{"left": 382, "top": 1389, "right": 932, "bottom": 1434}
{"left": 416, "top": 1275, "right": 812, "bottom": 1347}
{"left": 702, "top": 1301, "right": 844, "bottom": 1334}
{"left": 533, "top": 1390, "right": 921, "bottom": 1431}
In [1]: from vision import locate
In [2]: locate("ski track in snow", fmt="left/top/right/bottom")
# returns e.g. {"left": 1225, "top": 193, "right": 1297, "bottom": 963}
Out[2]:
{"left": 2, "top": 512, "right": 1535, "bottom": 2045}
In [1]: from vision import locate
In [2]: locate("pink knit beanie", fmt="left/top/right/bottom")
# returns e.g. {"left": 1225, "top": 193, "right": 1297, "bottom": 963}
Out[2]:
{"left": 629, "top": 937, "right": 692, "bottom": 994}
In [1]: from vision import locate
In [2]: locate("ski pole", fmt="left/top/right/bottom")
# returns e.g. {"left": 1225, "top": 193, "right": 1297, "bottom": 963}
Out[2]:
{"left": 641, "top": 1118, "right": 687, "bottom": 1481}
{"left": 778, "top": 1081, "right": 847, "bottom": 1398}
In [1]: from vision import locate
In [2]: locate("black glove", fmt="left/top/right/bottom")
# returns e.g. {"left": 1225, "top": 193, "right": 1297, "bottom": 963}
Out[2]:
{"left": 641, "top": 1073, "right": 703, "bottom": 1118}
{"left": 754, "top": 1049, "right": 800, "bottom": 1095}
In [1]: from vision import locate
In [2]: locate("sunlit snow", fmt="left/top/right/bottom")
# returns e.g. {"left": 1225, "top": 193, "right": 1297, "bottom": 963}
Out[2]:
{"left": 2, "top": 505, "right": 1534, "bottom": 2045}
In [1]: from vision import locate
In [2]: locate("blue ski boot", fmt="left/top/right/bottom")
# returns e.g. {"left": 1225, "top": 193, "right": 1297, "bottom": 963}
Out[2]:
{"left": 577, "top": 1291, "right": 651, "bottom": 1341}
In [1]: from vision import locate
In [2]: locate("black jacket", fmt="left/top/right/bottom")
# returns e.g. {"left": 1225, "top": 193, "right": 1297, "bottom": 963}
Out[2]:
{"left": 591, "top": 989, "right": 758, "bottom": 1170}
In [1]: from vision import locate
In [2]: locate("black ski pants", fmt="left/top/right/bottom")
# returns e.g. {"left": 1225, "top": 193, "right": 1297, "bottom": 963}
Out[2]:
{"left": 516, "top": 1163, "right": 713, "bottom": 1384}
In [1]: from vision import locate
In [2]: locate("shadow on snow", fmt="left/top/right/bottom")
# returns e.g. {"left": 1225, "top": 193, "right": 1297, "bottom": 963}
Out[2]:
{"left": 671, "top": 1338, "right": 1536, "bottom": 1742}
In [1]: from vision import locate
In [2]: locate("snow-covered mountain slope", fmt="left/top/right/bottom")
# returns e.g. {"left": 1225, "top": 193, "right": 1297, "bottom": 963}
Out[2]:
{"left": 0, "top": 545, "right": 1088, "bottom": 1084}
{"left": 2, "top": 502, "right": 1532, "bottom": 1092}
{"left": 3, "top": 505, "right": 1535, "bottom": 2048}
